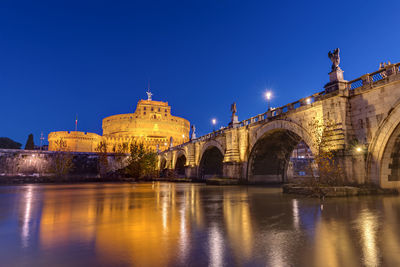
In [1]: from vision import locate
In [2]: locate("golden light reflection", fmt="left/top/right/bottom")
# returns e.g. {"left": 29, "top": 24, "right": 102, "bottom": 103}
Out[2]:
{"left": 21, "top": 185, "right": 34, "bottom": 248}
{"left": 15, "top": 184, "right": 400, "bottom": 267}
{"left": 38, "top": 183, "right": 204, "bottom": 266}
{"left": 292, "top": 199, "right": 299, "bottom": 229}
{"left": 357, "top": 210, "right": 380, "bottom": 267}
{"left": 209, "top": 223, "right": 223, "bottom": 267}
{"left": 223, "top": 190, "right": 253, "bottom": 260}
{"left": 313, "top": 210, "right": 359, "bottom": 267}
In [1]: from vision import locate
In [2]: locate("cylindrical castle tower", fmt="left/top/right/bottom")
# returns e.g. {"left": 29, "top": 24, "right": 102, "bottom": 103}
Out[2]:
{"left": 102, "top": 99, "right": 190, "bottom": 151}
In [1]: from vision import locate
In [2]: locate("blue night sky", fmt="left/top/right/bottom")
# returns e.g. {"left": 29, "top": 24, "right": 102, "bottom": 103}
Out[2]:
{"left": 1, "top": 0, "right": 400, "bottom": 145}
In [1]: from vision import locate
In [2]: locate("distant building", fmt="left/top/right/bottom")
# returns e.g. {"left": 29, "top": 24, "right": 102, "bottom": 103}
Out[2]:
{"left": 48, "top": 93, "right": 190, "bottom": 152}
{"left": 34, "top": 145, "right": 48, "bottom": 151}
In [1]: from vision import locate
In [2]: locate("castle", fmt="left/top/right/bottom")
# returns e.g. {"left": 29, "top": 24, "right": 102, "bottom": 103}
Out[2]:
{"left": 48, "top": 92, "right": 190, "bottom": 153}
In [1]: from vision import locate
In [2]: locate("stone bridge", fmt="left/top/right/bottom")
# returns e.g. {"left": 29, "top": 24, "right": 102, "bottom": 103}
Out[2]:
{"left": 159, "top": 61, "right": 400, "bottom": 188}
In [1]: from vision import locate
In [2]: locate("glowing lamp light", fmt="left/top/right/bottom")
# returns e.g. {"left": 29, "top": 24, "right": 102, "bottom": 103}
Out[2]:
{"left": 356, "top": 146, "right": 363, "bottom": 153}
{"left": 265, "top": 91, "right": 272, "bottom": 100}
{"left": 212, "top": 118, "right": 217, "bottom": 125}
{"left": 306, "top": 98, "right": 311, "bottom": 104}
{"left": 265, "top": 90, "right": 273, "bottom": 110}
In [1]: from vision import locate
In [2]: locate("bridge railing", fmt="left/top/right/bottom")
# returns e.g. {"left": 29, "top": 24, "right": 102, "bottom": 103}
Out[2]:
{"left": 348, "top": 63, "right": 400, "bottom": 90}
{"left": 162, "top": 90, "right": 327, "bottom": 152}
{"left": 237, "top": 90, "right": 326, "bottom": 127}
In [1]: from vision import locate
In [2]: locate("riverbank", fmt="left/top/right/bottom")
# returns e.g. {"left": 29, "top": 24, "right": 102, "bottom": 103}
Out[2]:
{"left": 1, "top": 176, "right": 399, "bottom": 198}
{"left": 282, "top": 184, "right": 399, "bottom": 198}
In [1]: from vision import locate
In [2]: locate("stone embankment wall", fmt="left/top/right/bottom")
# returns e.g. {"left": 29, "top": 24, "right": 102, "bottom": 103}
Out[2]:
{"left": 0, "top": 149, "right": 129, "bottom": 182}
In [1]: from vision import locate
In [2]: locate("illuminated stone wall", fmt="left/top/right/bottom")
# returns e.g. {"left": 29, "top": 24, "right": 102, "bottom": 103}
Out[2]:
{"left": 48, "top": 99, "right": 190, "bottom": 153}
{"left": 0, "top": 149, "right": 127, "bottom": 179}
{"left": 48, "top": 131, "right": 102, "bottom": 152}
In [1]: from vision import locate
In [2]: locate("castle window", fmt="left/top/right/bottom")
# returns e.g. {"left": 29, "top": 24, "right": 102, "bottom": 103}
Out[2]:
{"left": 158, "top": 108, "right": 160, "bottom": 112}
{"left": 151, "top": 107, "right": 154, "bottom": 111}
{"left": 144, "top": 112, "right": 146, "bottom": 115}
{"left": 144, "top": 107, "right": 146, "bottom": 110}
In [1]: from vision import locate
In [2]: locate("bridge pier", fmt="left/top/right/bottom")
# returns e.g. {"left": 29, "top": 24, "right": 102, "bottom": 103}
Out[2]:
{"left": 222, "top": 162, "right": 243, "bottom": 180}
{"left": 185, "top": 166, "right": 198, "bottom": 179}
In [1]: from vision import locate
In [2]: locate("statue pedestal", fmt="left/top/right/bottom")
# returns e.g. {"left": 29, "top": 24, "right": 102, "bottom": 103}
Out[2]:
{"left": 329, "top": 68, "right": 344, "bottom": 82}
{"left": 229, "top": 115, "right": 239, "bottom": 127}
{"left": 325, "top": 68, "right": 346, "bottom": 93}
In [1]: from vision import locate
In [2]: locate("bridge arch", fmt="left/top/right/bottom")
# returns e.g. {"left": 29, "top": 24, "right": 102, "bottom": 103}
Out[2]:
{"left": 198, "top": 140, "right": 225, "bottom": 179}
{"left": 247, "top": 120, "right": 317, "bottom": 183}
{"left": 368, "top": 99, "right": 400, "bottom": 188}
{"left": 175, "top": 150, "right": 187, "bottom": 176}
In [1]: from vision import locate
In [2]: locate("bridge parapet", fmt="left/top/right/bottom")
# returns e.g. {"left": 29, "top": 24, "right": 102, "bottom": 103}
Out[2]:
{"left": 348, "top": 62, "right": 400, "bottom": 90}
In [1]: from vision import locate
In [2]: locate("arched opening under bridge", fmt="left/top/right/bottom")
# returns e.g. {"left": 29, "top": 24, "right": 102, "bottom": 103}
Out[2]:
{"left": 199, "top": 146, "right": 224, "bottom": 179}
{"left": 247, "top": 129, "right": 317, "bottom": 183}
{"left": 175, "top": 154, "right": 186, "bottom": 176}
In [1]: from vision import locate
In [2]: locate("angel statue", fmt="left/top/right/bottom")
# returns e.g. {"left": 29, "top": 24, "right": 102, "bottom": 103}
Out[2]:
{"left": 231, "top": 102, "right": 237, "bottom": 117}
{"left": 191, "top": 125, "right": 196, "bottom": 140}
{"left": 146, "top": 89, "right": 153, "bottom": 101}
{"left": 328, "top": 48, "right": 341, "bottom": 71}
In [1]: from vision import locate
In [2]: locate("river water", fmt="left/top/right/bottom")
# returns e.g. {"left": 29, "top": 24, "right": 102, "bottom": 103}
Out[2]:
{"left": 0, "top": 182, "right": 399, "bottom": 267}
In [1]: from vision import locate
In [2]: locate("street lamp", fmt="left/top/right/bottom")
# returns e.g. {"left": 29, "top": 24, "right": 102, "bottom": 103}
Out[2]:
{"left": 265, "top": 91, "right": 272, "bottom": 110}
{"left": 212, "top": 118, "right": 217, "bottom": 131}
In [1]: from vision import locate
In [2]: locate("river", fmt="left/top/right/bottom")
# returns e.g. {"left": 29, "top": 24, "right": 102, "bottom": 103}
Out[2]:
{"left": 0, "top": 182, "right": 398, "bottom": 267}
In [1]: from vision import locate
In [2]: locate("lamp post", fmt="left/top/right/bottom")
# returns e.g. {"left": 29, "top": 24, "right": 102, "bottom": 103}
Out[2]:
{"left": 212, "top": 118, "right": 217, "bottom": 132}
{"left": 265, "top": 91, "right": 272, "bottom": 110}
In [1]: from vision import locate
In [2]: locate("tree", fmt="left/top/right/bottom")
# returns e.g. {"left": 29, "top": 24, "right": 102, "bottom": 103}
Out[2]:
{"left": 24, "top": 134, "right": 35, "bottom": 150}
{"left": 308, "top": 117, "right": 344, "bottom": 186}
{"left": 0, "top": 137, "right": 22, "bottom": 149}
{"left": 125, "top": 141, "right": 158, "bottom": 179}
{"left": 113, "top": 142, "right": 129, "bottom": 171}
{"left": 95, "top": 141, "right": 109, "bottom": 178}
{"left": 50, "top": 138, "right": 73, "bottom": 178}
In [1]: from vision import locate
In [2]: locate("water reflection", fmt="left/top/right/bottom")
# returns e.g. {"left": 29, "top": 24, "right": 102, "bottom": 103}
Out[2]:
{"left": 21, "top": 185, "right": 34, "bottom": 248}
{"left": 0, "top": 183, "right": 399, "bottom": 266}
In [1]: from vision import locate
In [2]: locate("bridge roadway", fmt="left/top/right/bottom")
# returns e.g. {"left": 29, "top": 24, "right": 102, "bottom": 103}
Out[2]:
{"left": 159, "top": 62, "right": 400, "bottom": 188}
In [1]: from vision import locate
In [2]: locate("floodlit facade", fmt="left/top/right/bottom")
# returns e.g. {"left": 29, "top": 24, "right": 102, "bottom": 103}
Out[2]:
{"left": 48, "top": 94, "right": 190, "bottom": 152}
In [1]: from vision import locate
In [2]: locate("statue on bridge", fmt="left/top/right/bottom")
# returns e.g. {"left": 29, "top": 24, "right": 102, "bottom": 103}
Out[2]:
{"left": 230, "top": 102, "right": 239, "bottom": 126}
{"left": 328, "top": 48, "right": 341, "bottom": 71}
{"left": 191, "top": 125, "right": 196, "bottom": 140}
{"left": 327, "top": 48, "right": 344, "bottom": 85}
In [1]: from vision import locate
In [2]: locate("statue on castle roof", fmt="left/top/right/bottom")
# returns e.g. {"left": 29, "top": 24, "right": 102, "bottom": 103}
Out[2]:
{"left": 328, "top": 48, "right": 341, "bottom": 71}
{"left": 146, "top": 89, "right": 153, "bottom": 101}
